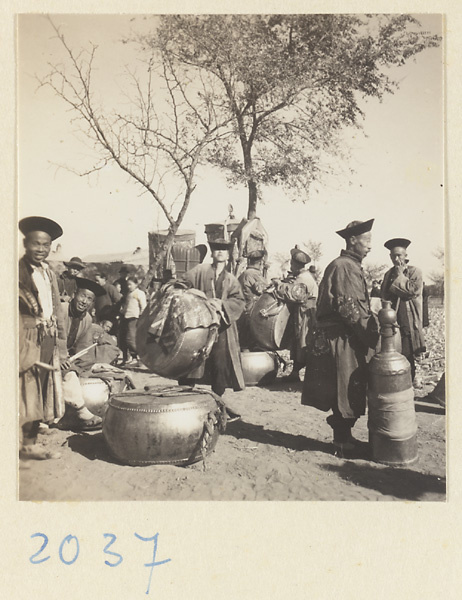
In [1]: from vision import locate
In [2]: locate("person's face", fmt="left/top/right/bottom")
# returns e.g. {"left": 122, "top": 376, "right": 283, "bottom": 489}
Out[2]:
{"left": 73, "top": 288, "right": 95, "bottom": 314}
{"left": 390, "top": 247, "right": 407, "bottom": 267}
{"left": 68, "top": 267, "right": 80, "bottom": 277}
{"left": 350, "top": 232, "right": 372, "bottom": 260}
{"left": 290, "top": 258, "right": 303, "bottom": 274}
{"left": 127, "top": 280, "right": 137, "bottom": 293}
{"left": 212, "top": 249, "right": 229, "bottom": 265}
{"left": 101, "top": 321, "right": 112, "bottom": 333}
{"left": 95, "top": 275, "right": 106, "bottom": 286}
{"left": 23, "top": 231, "right": 52, "bottom": 264}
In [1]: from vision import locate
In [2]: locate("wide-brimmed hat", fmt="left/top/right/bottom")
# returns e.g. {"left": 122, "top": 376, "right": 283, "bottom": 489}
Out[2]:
{"left": 63, "top": 256, "right": 85, "bottom": 270}
{"left": 194, "top": 244, "right": 208, "bottom": 263}
{"left": 290, "top": 247, "right": 311, "bottom": 265}
{"left": 19, "top": 216, "right": 63, "bottom": 241}
{"left": 75, "top": 277, "right": 106, "bottom": 297}
{"left": 384, "top": 238, "right": 411, "bottom": 251}
{"left": 336, "top": 219, "right": 374, "bottom": 240}
{"left": 209, "top": 238, "right": 233, "bottom": 251}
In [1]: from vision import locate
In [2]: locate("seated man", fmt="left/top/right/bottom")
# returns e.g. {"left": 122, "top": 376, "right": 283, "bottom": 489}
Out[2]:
{"left": 58, "top": 277, "right": 109, "bottom": 431}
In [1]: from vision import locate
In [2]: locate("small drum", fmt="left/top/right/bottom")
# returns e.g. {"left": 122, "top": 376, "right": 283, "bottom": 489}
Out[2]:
{"left": 103, "top": 386, "right": 225, "bottom": 466}
{"left": 241, "top": 351, "right": 278, "bottom": 386}
{"left": 80, "top": 376, "right": 131, "bottom": 417}
{"left": 249, "top": 292, "right": 290, "bottom": 350}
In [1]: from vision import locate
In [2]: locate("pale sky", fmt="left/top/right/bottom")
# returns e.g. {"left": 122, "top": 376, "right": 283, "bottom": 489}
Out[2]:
{"left": 17, "top": 14, "right": 444, "bottom": 279}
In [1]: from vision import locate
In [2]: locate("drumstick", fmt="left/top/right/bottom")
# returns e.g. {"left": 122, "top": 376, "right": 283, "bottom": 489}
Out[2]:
{"left": 69, "top": 343, "right": 98, "bottom": 363}
{"left": 34, "top": 361, "right": 58, "bottom": 372}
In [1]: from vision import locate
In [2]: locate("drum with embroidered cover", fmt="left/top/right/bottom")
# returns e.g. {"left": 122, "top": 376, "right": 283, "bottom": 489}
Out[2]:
{"left": 102, "top": 386, "right": 225, "bottom": 466}
{"left": 80, "top": 376, "right": 131, "bottom": 417}
{"left": 249, "top": 292, "right": 290, "bottom": 350}
{"left": 135, "top": 289, "right": 218, "bottom": 380}
{"left": 241, "top": 351, "right": 278, "bottom": 386}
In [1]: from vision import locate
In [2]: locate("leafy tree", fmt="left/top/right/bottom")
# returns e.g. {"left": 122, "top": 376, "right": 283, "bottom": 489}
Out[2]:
{"left": 147, "top": 14, "right": 441, "bottom": 218}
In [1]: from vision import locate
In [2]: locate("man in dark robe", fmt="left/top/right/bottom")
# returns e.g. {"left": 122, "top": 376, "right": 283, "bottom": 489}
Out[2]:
{"left": 179, "top": 239, "right": 245, "bottom": 399}
{"left": 58, "top": 277, "right": 116, "bottom": 431}
{"left": 57, "top": 256, "right": 85, "bottom": 300}
{"left": 18, "top": 216, "right": 67, "bottom": 459}
{"left": 237, "top": 249, "right": 267, "bottom": 349}
{"left": 302, "top": 219, "right": 379, "bottom": 453}
{"left": 381, "top": 238, "right": 425, "bottom": 381}
{"left": 94, "top": 271, "right": 122, "bottom": 321}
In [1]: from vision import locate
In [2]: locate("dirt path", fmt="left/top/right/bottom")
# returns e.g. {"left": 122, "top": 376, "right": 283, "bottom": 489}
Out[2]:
{"left": 19, "top": 367, "right": 446, "bottom": 502}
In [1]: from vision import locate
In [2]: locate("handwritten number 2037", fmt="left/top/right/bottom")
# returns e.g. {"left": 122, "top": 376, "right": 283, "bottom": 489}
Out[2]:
{"left": 30, "top": 532, "right": 171, "bottom": 595}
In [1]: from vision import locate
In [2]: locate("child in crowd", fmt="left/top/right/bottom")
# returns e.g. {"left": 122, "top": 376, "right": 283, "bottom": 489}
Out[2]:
{"left": 119, "top": 277, "right": 147, "bottom": 365}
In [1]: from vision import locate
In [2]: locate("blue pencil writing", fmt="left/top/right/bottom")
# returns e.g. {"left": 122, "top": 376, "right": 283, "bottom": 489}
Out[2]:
{"left": 29, "top": 533, "right": 50, "bottom": 564}
{"left": 103, "top": 533, "right": 123, "bottom": 567}
{"left": 134, "top": 533, "right": 171, "bottom": 595}
{"left": 58, "top": 535, "right": 80, "bottom": 566}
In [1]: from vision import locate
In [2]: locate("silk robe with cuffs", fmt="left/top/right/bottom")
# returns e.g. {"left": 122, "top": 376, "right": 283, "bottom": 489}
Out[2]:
{"left": 18, "top": 256, "right": 67, "bottom": 423}
{"left": 181, "top": 264, "right": 245, "bottom": 393}
{"left": 381, "top": 265, "right": 425, "bottom": 355}
{"left": 302, "top": 250, "right": 378, "bottom": 419}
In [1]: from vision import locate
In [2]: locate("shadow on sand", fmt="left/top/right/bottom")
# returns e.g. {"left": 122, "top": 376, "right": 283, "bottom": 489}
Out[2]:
{"left": 320, "top": 461, "right": 446, "bottom": 501}
{"left": 226, "top": 419, "right": 336, "bottom": 456}
{"left": 67, "top": 432, "right": 120, "bottom": 465}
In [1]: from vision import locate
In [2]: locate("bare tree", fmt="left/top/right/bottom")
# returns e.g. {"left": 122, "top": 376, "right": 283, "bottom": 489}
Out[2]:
{"left": 37, "top": 17, "right": 230, "bottom": 286}
{"left": 363, "top": 262, "right": 388, "bottom": 287}
{"left": 428, "top": 246, "right": 444, "bottom": 297}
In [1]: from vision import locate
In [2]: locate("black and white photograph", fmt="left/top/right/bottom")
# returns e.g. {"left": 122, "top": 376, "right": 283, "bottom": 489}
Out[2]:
{"left": 17, "top": 13, "right": 445, "bottom": 503}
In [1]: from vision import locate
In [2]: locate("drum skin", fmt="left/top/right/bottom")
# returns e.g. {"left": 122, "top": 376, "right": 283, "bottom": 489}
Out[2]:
{"left": 249, "top": 292, "right": 290, "bottom": 350}
{"left": 136, "top": 305, "right": 214, "bottom": 379}
{"left": 80, "top": 377, "right": 128, "bottom": 417}
{"left": 103, "top": 387, "right": 221, "bottom": 466}
{"left": 241, "top": 351, "right": 278, "bottom": 386}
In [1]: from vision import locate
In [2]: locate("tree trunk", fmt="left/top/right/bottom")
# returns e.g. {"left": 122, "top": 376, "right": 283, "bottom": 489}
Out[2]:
{"left": 242, "top": 143, "right": 258, "bottom": 220}
{"left": 247, "top": 180, "right": 258, "bottom": 220}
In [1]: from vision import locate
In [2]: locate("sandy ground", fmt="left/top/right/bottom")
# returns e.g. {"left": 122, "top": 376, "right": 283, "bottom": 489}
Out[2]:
{"left": 19, "top": 365, "right": 446, "bottom": 503}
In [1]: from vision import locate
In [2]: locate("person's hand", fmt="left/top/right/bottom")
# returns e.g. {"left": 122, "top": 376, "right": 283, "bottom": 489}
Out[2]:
{"left": 60, "top": 359, "right": 71, "bottom": 371}
{"left": 208, "top": 298, "right": 222, "bottom": 312}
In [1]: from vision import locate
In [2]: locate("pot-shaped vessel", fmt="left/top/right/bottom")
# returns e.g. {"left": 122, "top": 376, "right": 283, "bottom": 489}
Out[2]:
{"left": 80, "top": 376, "right": 130, "bottom": 417}
{"left": 103, "top": 386, "right": 224, "bottom": 466}
{"left": 241, "top": 351, "right": 278, "bottom": 386}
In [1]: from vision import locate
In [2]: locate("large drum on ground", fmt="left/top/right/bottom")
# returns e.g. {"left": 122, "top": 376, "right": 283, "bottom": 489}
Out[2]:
{"left": 80, "top": 376, "right": 132, "bottom": 417}
{"left": 103, "top": 386, "right": 225, "bottom": 466}
{"left": 241, "top": 351, "right": 278, "bottom": 386}
{"left": 249, "top": 292, "right": 290, "bottom": 350}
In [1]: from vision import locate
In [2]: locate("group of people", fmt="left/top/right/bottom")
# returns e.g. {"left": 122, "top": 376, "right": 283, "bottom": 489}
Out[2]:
{"left": 18, "top": 213, "right": 429, "bottom": 462}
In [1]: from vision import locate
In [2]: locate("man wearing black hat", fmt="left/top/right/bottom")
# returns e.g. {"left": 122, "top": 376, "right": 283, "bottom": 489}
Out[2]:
{"left": 58, "top": 277, "right": 109, "bottom": 431}
{"left": 237, "top": 250, "right": 267, "bottom": 349}
{"left": 58, "top": 256, "right": 85, "bottom": 301}
{"left": 302, "top": 220, "right": 379, "bottom": 454}
{"left": 18, "top": 216, "right": 67, "bottom": 459}
{"left": 179, "top": 238, "right": 246, "bottom": 399}
{"left": 276, "top": 246, "right": 318, "bottom": 382}
{"left": 381, "top": 238, "right": 425, "bottom": 380}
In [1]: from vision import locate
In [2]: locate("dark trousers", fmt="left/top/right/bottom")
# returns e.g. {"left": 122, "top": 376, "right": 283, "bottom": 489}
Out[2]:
{"left": 326, "top": 405, "right": 357, "bottom": 443}
{"left": 119, "top": 317, "right": 138, "bottom": 360}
